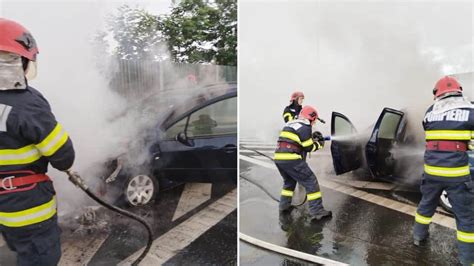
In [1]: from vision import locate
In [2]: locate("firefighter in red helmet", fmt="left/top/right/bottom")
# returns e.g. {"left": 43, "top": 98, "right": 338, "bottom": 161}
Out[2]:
{"left": 414, "top": 76, "right": 473, "bottom": 265}
{"left": 282, "top": 91, "right": 304, "bottom": 123}
{"left": 275, "top": 105, "right": 332, "bottom": 223}
{"left": 0, "top": 18, "right": 75, "bottom": 265}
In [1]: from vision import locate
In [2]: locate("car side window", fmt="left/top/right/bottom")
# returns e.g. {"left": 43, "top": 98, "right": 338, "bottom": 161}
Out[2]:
{"left": 187, "top": 96, "right": 237, "bottom": 138}
{"left": 334, "top": 116, "right": 354, "bottom": 136}
{"left": 378, "top": 112, "right": 402, "bottom": 139}
{"left": 165, "top": 116, "right": 188, "bottom": 139}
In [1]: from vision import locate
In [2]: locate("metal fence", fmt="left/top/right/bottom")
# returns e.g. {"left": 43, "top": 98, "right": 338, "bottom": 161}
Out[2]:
{"left": 108, "top": 59, "right": 237, "bottom": 98}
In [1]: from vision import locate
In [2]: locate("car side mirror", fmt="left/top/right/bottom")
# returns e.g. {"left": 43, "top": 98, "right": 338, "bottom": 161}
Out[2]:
{"left": 176, "top": 132, "right": 194, "bottom": 146}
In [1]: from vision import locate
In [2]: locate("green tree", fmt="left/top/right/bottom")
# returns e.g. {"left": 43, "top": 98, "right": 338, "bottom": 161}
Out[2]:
{"left": 159, "top": 0, "right": 237, "bottom": 66}
{"left": 100, "top": 5, "right": 165, "bottom": 61}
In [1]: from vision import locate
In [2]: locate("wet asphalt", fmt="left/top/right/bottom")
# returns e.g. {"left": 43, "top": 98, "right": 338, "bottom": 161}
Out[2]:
{"left": 240, "top": 241, "right": 319, "bottom": 266}
{"left": 240, "top": 156, "right": 460, "bottom": 266}
{"left": 0, "top": 182, "right": 236, "bottom": 265}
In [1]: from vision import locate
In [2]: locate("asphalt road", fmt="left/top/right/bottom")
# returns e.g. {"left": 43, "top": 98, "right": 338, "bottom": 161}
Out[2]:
{"left": 0, "top": 182, "right": 236, "bottom": 265}
{"left": 239, "top": 139, "right": 460, "bottom": 266}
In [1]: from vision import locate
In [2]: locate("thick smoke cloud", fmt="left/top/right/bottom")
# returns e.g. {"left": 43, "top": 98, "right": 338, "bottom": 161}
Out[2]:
{"left": 0, "top": 1, "right": 173, "bottom": 215}
{"left": 240, "top": 0, "right": 473, "bottom": 140}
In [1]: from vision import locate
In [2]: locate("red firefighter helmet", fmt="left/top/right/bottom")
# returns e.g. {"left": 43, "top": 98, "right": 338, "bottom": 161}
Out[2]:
{"left": 290, "top": 91, "right": 304, "bottom": 102}
{"left": 300, "top": 105, "right": 318, "bottom": 124}
{"left": 0, "top": 18, "right": 38, "bottom": 61}
{"left": 433, "top": 76, "right": 462, "bottom": 98}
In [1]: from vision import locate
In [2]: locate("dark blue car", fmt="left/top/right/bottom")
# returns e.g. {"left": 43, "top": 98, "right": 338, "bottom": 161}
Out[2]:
{"left": 330, "top": 107, "right": 469, "bottom": 212}
{"left": 102, "top": 83, "right": 237, "bottom": 206}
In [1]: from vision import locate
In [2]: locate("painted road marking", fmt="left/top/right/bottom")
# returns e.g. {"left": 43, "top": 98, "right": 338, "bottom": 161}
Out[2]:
{"left": 240, "top": 138, "right": 271, "bottom": 143}
{"left": 240, "top": 154, "right": 274, "bottom": 168}
{"left": 240, "top": 154, "right": 456, "bottom": 230}
{"left": 59, "top": 232, "right": 109, "bottom": 265}
{"left": 331, "top": 178, "right": 396, "bottom": 191}
{"left": 240, "top": 150, "right": 274, "bottom": 157}
{"left": 172, "top": 183, "right": 212, "bottom": 221}
{"left": 241, "top": 145, "right": 276, "bottom": 150}
{"left": 119, "top": 189, "right": 237, "bottom": 265}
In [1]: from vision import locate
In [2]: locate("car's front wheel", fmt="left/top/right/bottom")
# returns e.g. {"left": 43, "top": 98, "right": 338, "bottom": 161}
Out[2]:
{"left": 439, "top": 190, "right": 452, "bottom": 213}
{"left": 124, "top": 174, "right": 158, "bottom": 207}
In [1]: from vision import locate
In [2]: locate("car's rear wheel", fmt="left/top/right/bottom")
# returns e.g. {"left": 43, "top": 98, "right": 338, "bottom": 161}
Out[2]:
{"left": 439, "top": 190, "right": 452, "bottom": 213}
{"left": 124, "top": 174, "right": 158, "bottom": 207}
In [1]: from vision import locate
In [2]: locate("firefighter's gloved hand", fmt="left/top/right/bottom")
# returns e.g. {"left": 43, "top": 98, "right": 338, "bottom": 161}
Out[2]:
{"left": 312, "top": 131, "right": 325, "bottom": 149}
{"left": 312, "top": 131, "right": 324, "bottom": 141}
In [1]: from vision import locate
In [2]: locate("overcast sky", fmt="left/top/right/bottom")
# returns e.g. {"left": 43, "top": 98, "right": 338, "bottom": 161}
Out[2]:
{"left": 239, "top": 0, "right": 473, "bottom": 139}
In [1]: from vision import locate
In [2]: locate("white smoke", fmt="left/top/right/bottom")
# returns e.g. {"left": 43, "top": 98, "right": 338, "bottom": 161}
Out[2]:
{"left": 1, "top": 0, "right": 233, "bottom": 217}
{"left": 240, "top": 0, "right": 473, "bottom": 140}
{"left": 0, "top": 1, "right": 174, "bottom": 215}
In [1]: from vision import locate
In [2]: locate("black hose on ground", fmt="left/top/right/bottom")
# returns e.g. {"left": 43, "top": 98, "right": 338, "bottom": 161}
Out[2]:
{"left": 239, "top": 146, "right": 306, "bottom": 206}
{"left": 240, "top": 175, "right": 279, "bottom": 202}
{"left": 240, "top": 145, "right": 431, "bottom": 252}
{"left": 240, "top": 145, "right": 275, "bottom": 161}
{"left": 65, "top": 170, "right": 153, "bottom": 266}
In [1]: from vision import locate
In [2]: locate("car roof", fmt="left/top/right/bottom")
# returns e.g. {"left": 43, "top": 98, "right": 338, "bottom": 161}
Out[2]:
{"left": 160, "top": 82, "right": 237, "bottom": 129}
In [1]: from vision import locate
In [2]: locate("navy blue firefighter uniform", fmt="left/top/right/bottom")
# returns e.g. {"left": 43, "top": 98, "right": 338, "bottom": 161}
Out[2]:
{"left": 414, "top": 76, "right": 474, "bottom": 265}
{"left": 274, "top": 106, "right": 331, "bottom": 220}
{"left": 0, "top": 86, "right": 75, "bottom": 265}
{"left": 282, "top": 91, "right": 304, "bottom": 123}
{"left": 282, "top": 103, "right": 302, "bottom": 123}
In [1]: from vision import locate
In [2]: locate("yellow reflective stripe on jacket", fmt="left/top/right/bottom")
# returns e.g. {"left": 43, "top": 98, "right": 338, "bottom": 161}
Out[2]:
{"left": 281, "top": 189, "right": 294, "bottom": 197}
{"left": 283, "top": 113, "right": 293, "bottom": 120}
{"left": 280, "top": 131, "right": 301, "bottom": 144}
{"left": 274, "top": 153, "right": 302, "bottom": 160}
{"left": 301, "top": 138, "right": 313, "bottom": 148}
{"left": 0, "top": 145, "right": 41, "bottom": 166}
{"left": 0, "top": 197, "right": 57, "bottom": 227}
{"left": 425, "top": 130, "right": 471, "bottom": 140}
{"left": 36, "top": 123, "right": 69, "bottom": 157}
{"left": 307, "top": 192, "right": 322, "bottom": 201}
{"left": 415, "top": 212, "right": 432, "bottom": 225}
{"left": 424, "top": 164, "right": 470, "bottom": 177}
{"left": 311, "top": 143, "right": 318, "bottom": 152}
{"left": 457, "top": 230, "right": 474, "bottom": 243}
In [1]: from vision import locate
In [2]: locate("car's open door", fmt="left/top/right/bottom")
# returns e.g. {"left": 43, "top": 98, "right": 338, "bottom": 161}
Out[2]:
{"left": 330, "top": 112, "right": 363, "bottom": 175}
{"left": 365, "top": 108, "right": 405, "bottom": 178}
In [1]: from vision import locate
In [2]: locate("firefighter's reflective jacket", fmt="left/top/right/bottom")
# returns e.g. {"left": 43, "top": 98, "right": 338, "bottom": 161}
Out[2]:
{"left": 423, "top": 95, "right": 474, "bottom": 182}
{"left": 0, "top": 86, "right": 74, "bottom": 231}
{"left": 274, "top": 119, "right": 322, "bottom": 162}
{"left": 282, "top": 103, "right": 302, "bottom": 123}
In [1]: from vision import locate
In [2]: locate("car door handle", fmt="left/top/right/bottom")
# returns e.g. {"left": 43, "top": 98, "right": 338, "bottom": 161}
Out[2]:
{"left": 223, "top": 144, "right": 237, "bottom": 153}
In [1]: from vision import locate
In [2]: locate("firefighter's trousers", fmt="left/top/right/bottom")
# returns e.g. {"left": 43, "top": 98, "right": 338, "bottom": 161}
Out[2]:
{"left": 275, "top": 160, "right": 325, "bottom": 216}
{"left": 414, "top": 176, "right": 474, "bottom": 265}
{"left": 2, "top": 217, "right": 61, "bottom": 266}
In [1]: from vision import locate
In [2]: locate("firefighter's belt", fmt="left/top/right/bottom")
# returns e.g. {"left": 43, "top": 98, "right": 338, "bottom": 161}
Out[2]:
{"left": 426, "top": 141, "right": 467, "bottom": 152}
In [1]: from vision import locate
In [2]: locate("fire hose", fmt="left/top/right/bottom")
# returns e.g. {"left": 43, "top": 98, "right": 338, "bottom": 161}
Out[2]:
{"left": 240, "top": 134, "right": 402, "bottom": 264}
{"left": 65, "top": 170, "right": 153, "bottom": 266}
{"left": 240, "top": 135, "right": 330, "bottom": 207}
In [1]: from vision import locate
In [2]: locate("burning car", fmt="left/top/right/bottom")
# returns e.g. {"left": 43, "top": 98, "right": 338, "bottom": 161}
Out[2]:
{"left": 330, "top": 107, "right": 472, "bottom": 212}
{"left": 100, "top": 83, "right": 237, "bottom": 207}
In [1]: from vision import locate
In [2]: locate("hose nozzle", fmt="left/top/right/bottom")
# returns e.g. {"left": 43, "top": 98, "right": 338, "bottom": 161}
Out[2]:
{"left": 324, "top": 136, "right": 331, "bottom": 141}
{"left": 317, "top": 118, "right": 326, "bottom": 124}
{"left": 65, "top": 169, "right": 89, "bottom": 190}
